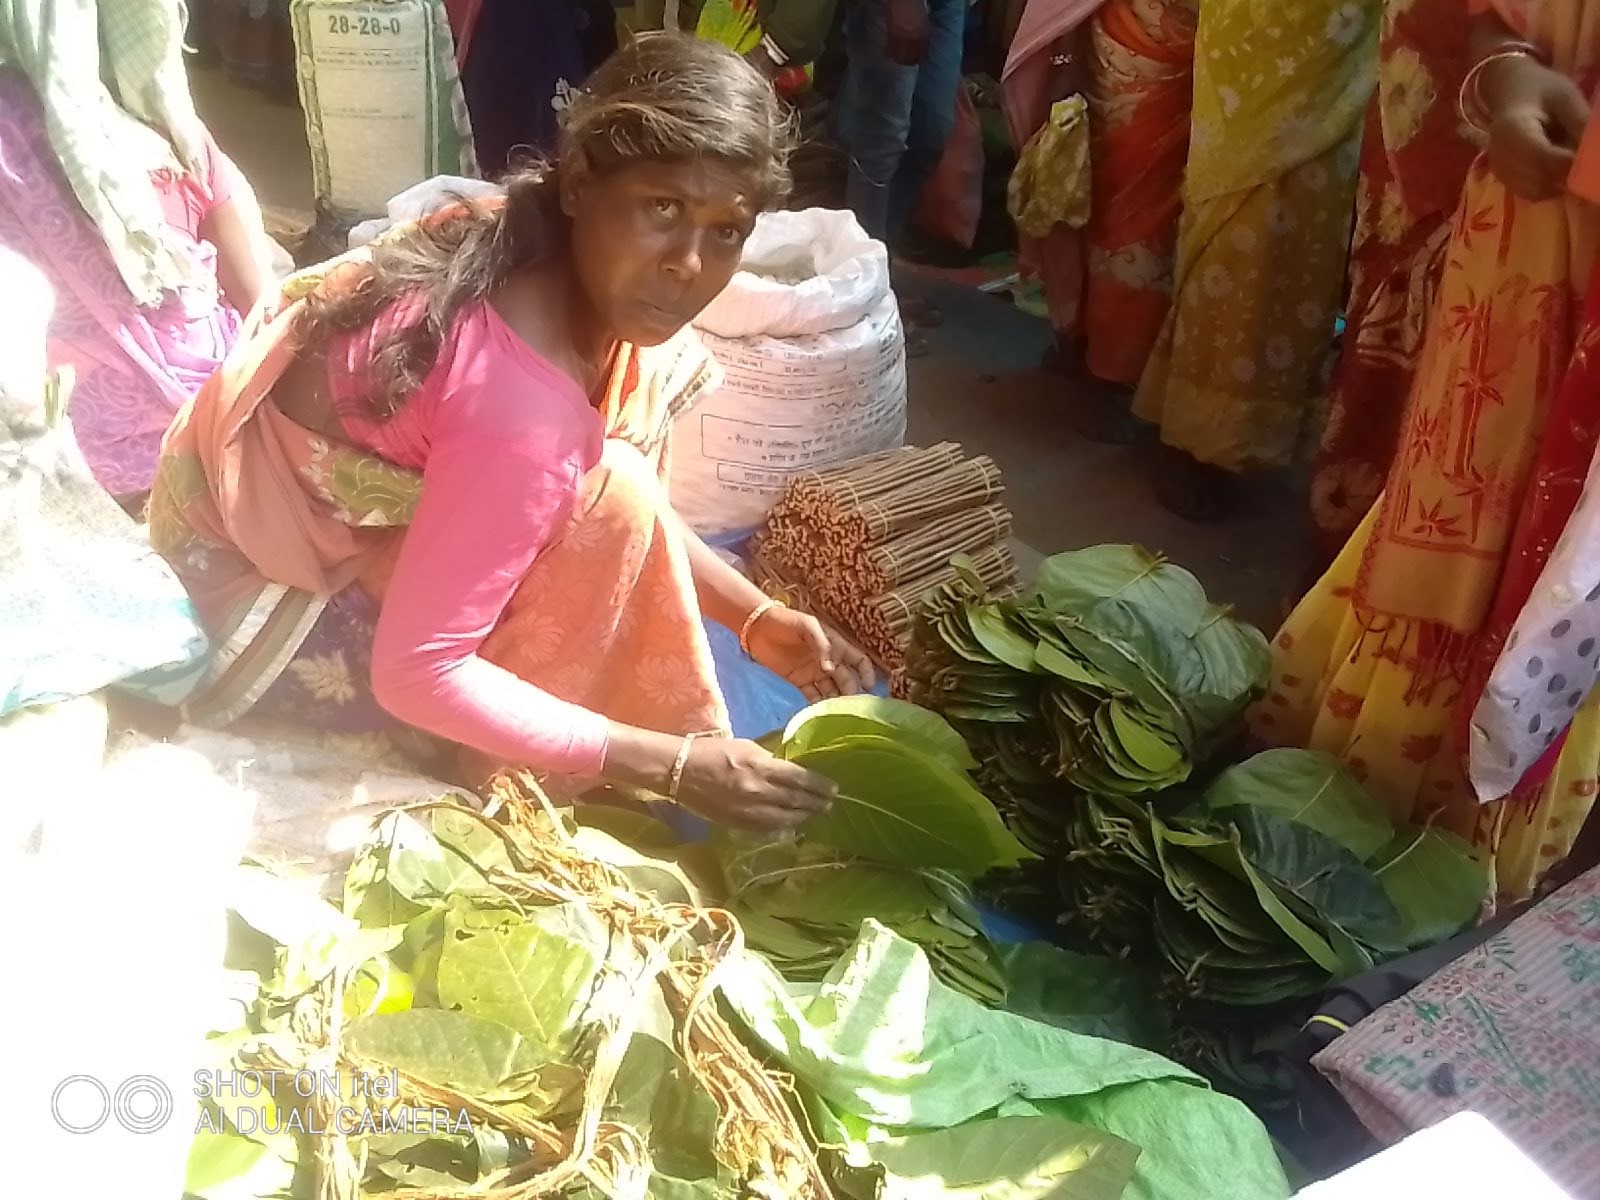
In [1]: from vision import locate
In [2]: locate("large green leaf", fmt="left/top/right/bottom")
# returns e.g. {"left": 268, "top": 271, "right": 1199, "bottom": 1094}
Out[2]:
{"left": 1228, "top": 807, "right": 1402, "bottom": 952}
{"left": 1369, "top": 827, "right": 1488, "bottom": 952}
{"left": 750, "top": 863, "right": 941, "bottom": 929}
{"left": 184, "top": 1129, "right": 296, "bottom": 1200}
{"left": 344, "top": 1009, "right": 577, "bottom": 1105}
{"left": 795, "top": 736, "right": 1027, "bottom": 874}
{"left": 995, "top": 942, "right": 1167, "bottom": 1050}
{"left": 858, "top": 1114, "right": 1141, "bottom": 1200}
{"left": 436, "top": 915, "right": 600, "bottom": 1052}
{"left": 783, "top": 695, "right": 979, "bottom": 771}
{"left": 1205, "top": 750, "right": 1393, "bottom": 861}
{"left": 609, "top": 1034, "right": 722, "bottom": 1181}
{"left": 368, "top": 810, "right": 508, "bottom": 906}
{"left": 1031, "top": 544, "right": 1208, "bottom": 635}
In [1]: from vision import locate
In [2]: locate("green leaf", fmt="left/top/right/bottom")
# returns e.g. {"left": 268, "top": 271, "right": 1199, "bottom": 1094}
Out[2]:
{"left": 861, "top": 1114, "right": 1141, "bottom": 1200}
{"left": 436, "top": 915, "right": 600, "bottom": 1053}
{"left": 1205, "top": 750, "right": 1393, "bottom": 861}
{"left": 1031, "top": 544, "right": 1207, "bottom": 634}
{"left": 184, "top": 1129, "right": 295, "bottom": 1200}
{"left": 1369, "top": 826, "right": 1488, "bottom": 952}
{"left": 795, "top": 736, "right": 1026, "bottom": 874}
{"left": 1228, "top": 807, "right": 1402, "bottom": 955}
{"left": 995, "top": 942, "right": 1167, "bottom": 1050}
{"left": 610, "top": 1034, "right": 721, "bottom": 1180}
{"left": 784, "top": 695, "right": 979, "bottom": 771}
{"left": 344, "top": 1009, "right": 578, "bottom": 1105}
{"left": 369, "top": 810, "right": 508, "bottom": 906}
{"left": 967, "top": 605, "right": 1041, "bottom": 674}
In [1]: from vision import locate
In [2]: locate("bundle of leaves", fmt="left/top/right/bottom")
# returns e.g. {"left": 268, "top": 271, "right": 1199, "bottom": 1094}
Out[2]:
{"left": 713, "top": 695, "right": 1031, "bottom": 1006}
{"left": 905, "top": 545, "right": 1271, "bottom": 842}
{"left": 189, "top": 785, "right": 839, "bottom": 1200}
{"left": 1055, "top": 749, "right": 1489, "bottom": 1007}
{"left": 184, "top": 777, "right": 1227, "bottom": 1200}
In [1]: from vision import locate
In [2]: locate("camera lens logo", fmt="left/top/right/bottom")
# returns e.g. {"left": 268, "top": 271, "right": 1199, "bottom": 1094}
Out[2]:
{"left": 51, "top": 1075, "right": 174, "bottom": 1135}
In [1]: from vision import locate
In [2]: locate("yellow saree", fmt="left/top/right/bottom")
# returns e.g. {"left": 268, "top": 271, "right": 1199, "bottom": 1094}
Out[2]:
{"left": 1134, "top": 0, "right": 1381, "bottom": 471}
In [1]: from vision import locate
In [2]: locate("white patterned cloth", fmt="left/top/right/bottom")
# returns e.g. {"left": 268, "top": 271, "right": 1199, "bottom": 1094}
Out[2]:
{"left": 0, "top": 248, "right": 208, "bottom": 715}
{"left": 1469, "top": 438, "right": 1600, "bottom": 801}
{"left": 0, "top": 0, "right": 209, "bottom": 306}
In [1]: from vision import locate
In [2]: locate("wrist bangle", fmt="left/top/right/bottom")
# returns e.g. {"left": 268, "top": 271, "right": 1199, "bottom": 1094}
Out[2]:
{"left": 667, "top": 734, "right": 696, "bottom": 801}
{"left": 760, "top": 33, "right": 790, "bottom": 67}
{"left": 1459, "top": 43, "right": 1544, "bottom": 136}
{"left": 739, "top": 598, "right": 784, "bottom": 655}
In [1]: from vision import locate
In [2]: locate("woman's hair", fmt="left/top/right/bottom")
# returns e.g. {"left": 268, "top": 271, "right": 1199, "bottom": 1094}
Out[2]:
{"left": 300, "top": 32, "right": 794, "bottom": 416}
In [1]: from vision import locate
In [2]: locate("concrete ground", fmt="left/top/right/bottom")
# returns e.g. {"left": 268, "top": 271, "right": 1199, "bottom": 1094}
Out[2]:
{"left": 193, "top": 64, "right": 1306, "bottom": 634}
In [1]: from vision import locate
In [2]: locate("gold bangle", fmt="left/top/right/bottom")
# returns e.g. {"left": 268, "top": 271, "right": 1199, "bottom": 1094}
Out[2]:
{"left": 667, "top": 734, "right": 696, "bottom": 802}
{"left": 739, "top": 598, "right": 784, "bottom": 656}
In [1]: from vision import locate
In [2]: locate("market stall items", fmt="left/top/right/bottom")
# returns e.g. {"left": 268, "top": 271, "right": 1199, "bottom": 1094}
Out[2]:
{"left": 751, "top": 443, "right": 1020, "bottom": 671}
{"left": 902, "top": 545, "right": 1488, "bottom": 1013}
{"left": 189, "top": 768, "right": 1291, "bottom": 1200}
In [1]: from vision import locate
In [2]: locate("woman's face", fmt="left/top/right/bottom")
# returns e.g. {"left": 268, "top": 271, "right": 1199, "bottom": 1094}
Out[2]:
{"left": 563, "top": 156, "right": 761, "bottom": 346}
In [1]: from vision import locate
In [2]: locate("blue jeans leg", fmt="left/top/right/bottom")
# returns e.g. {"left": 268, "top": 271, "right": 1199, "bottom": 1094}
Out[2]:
{"left": 838, "top": 0, "right": 917, "bottom": 244}
{"left": 886, "top": 0, "right": 967, "bottom": 244}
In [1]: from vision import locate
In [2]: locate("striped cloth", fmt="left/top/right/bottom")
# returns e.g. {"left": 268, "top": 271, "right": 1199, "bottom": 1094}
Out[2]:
{"left": 0, "top": 0, "right": 210, "bottom": 307}
{"left": 1313, "top": 865, "right": 1600, "bottom": 1196}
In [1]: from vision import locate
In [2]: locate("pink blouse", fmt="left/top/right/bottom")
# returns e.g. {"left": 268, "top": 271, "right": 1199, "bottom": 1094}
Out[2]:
{"left": 327, "top": 301, "right": 611, "bottom": 775}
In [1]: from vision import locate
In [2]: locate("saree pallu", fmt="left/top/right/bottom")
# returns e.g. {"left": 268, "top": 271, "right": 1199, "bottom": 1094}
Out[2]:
{"left": 0, "top": 70, "right": 239, "bottom": 499}
{"left": 148, "top": 258, "right": 730, "bottom": 776}
{"left": 1309, "top": 0, "right": 1475, "bottom": 561}
{"left": 1257, "top": 0, "right": 1600, "bottom": 902}
{"left": 1132, "top": 0, "right": 1380, "bottom": 472}
{"left": 1000, "top": 0, "right": 1106, "bottom": 342}
{"left": 1080, "top": 0, "right": 1197, "bottom": 387}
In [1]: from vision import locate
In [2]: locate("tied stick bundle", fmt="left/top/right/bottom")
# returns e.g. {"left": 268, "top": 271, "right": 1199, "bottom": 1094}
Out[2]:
{"left": 751, "top": 444, "right": 1019, "bottom": 670}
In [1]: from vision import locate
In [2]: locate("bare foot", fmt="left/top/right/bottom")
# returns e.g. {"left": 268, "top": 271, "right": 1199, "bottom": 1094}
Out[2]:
{"left": 1151, "top": 444, "right": 1242, "bottom": 522}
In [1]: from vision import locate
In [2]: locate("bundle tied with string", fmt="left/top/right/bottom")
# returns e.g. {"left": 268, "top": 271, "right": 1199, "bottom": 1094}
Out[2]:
{"left": 750, "top": 443, "right": 1019, "bottom": 673}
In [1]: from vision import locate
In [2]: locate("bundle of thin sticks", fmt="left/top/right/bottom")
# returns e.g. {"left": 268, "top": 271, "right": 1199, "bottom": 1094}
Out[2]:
{"left": 751, "top": 444, "right": 1019, "bottom": 670}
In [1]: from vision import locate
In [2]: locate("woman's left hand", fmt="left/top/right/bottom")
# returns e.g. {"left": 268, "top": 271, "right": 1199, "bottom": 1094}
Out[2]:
{"left": 746, "top": 607, "right": 876, "bottom": 701}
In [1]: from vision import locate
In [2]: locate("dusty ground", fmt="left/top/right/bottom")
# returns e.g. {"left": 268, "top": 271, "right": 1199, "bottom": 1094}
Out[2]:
{"left": 193, "top": 64, "right": 1307, "bottom": 634}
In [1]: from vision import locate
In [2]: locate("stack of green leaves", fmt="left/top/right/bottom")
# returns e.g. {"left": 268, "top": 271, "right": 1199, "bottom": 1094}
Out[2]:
{"left": 905, "top": 545, "right": 1272, "bottom": 847}
{"left": 713, "top": 695, "right": 1030, "bottom": 1005}
{"left": 1058, "top": 749, "right": 1490, "bottom": 1007}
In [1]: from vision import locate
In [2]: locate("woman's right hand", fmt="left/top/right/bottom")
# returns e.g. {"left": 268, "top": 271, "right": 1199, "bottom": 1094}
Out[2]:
{"left": 1483, "top": 54, "right": 1590, "bottom": 202}
{"left": 676, "top": 739, "right": 837, "bottom": 831}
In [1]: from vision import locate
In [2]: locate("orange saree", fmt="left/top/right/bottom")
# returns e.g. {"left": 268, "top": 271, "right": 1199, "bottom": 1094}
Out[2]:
{"left": 148, "top": 251, "right": 732, "bottom": 771}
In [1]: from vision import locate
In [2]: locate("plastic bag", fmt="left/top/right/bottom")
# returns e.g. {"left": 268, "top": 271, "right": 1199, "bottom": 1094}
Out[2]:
{"left": 1008, "top": 94, "right": 1092, "bottom": 238}
{"left": 914, "top": 84, "right": 984, "bottom": 250}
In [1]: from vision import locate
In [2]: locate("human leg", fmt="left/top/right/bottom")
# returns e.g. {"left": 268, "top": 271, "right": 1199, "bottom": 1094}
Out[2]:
{"left": 837, "top": 0, "right": 919, "bottom": 244}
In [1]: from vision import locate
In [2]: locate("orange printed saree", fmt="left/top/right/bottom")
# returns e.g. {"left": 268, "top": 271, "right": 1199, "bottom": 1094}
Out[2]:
{"left": 148, "top": 250, "right": 731, "bottom": 771}
{"left": 1081, "top": 0, "right": 1198, "bottom": 387}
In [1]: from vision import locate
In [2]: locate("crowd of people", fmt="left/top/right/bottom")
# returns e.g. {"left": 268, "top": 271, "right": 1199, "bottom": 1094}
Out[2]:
{"left": 2, "top": 0, "right": 1599, "bottom": 897}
